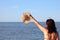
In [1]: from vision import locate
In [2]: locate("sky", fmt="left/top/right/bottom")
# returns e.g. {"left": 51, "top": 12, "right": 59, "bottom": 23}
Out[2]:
{"left": 0, "top": 0, "right": 60, "bottom": 22}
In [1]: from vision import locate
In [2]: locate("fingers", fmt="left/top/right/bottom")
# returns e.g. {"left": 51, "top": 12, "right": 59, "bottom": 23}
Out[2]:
{"left": 22, "top": 12, "right": 31, "bottom": 24}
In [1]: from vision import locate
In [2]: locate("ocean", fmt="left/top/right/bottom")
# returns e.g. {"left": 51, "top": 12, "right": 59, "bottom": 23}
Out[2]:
{"left": 0, "top": 22, "right": 60, "bottom": 40}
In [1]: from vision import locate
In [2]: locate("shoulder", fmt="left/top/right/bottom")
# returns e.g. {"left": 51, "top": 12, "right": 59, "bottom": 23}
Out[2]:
{"left": 43, "top": 27, "right": 48, "bottom": 33}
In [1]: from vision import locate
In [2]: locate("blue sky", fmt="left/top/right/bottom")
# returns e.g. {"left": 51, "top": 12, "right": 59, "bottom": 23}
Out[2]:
{"left": 0, "top": 0, "right": 60, "bottom": 22}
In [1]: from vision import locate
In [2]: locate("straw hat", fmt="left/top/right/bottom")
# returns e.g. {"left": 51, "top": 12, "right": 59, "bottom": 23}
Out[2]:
{"left": 21, "top": 12, "right": 31, "bottom": 24}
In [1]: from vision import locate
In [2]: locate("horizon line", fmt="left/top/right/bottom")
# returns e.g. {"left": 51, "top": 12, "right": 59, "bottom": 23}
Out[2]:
{"left": 0, "top": 21, "right": 60, "bottom": 22}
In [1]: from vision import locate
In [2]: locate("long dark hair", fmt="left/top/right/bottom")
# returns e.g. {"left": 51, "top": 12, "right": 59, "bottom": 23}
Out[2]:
{"left": 46, "top": 19, "right": 57, "bottom": 34}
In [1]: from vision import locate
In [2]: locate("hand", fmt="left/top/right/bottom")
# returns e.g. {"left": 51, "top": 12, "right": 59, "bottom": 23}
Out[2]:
{"left": 25, "top": 12, "right": 32, "bottom": 19}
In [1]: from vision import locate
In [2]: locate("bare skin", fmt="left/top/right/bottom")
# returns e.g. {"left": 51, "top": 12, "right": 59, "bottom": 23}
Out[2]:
{"left": 26, "top": 13, "right": 59, "bottom": 40}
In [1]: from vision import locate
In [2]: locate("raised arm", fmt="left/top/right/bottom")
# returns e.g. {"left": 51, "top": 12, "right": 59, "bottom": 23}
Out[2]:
{"left": 31, "top": 16, "right": 47, "bottom": 32}
{"left": 27, "top": 13, "right": 48, "bottom": 32}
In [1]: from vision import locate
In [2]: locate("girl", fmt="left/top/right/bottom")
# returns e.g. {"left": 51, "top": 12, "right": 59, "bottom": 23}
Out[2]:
{"left": 26, "top": 13, "right": 59, "bottom": 40}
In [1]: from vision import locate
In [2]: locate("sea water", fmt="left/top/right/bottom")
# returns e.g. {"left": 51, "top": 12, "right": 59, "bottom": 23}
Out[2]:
{"left": 0, "top": 22, "right": 60, "bottom": 40}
